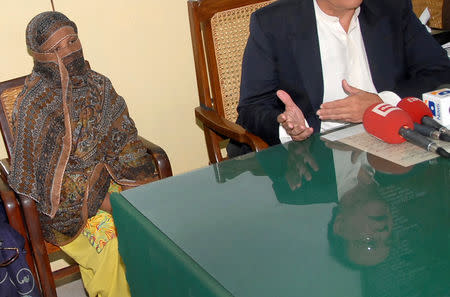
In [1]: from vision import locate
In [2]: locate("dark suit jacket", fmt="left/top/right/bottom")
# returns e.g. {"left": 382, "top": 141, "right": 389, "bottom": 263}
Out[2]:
{"left": 236, "top": 0, "right": 450, "bottom": 147}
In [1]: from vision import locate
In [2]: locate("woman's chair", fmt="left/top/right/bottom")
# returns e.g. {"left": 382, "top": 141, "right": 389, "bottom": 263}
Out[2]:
{"left": 188, "top": 0, "right": 275, "bottom": 164}
{"left": 0, "top": 73, "right": 172, "bottom": 297}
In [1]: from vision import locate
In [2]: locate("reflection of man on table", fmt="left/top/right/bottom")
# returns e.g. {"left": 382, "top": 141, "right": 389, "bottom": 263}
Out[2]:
{"left": 328, "top": 156, "right": 449, "bottom": 278}
{"left": 328, "top": 183, "right": 393, "bottom": 267}
{"left": 255, "top": 140, "right": 414, "bottom": 267}
{"left": 256, "top": 138, "right": 376, "bottom": 204}
{"left": 228, "top": 0, "right": 450, "bottom": 157}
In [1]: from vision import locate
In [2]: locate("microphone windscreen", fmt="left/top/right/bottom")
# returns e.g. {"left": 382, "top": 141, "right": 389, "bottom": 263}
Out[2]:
{"left": 397, "top": 97, "right": 433, "bottom": 124}
{"left": 363, "top": 103, "right": 414, "bottom": 144}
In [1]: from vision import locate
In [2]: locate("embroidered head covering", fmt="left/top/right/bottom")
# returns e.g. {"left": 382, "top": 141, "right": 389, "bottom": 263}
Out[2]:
{"left": 26, "top": 11, "right": 86, "bottom": 83}
{"left": 8, "top": 12, "right": 157, "bottom": 245}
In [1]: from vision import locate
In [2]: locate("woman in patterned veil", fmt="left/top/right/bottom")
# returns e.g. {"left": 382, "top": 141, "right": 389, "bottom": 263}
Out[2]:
{"left": 8, "top": 11, "right": 158, "bottom": 297}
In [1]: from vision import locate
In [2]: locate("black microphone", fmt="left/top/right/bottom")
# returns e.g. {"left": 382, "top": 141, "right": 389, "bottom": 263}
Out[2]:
{"left": 413, "top": 123, "right": 450, "bottom": 142}
{"left": 422, "top": 116, "right": 450, "bottom": 136}
{"left": 398, "top": 127, "right": 450, "bottom": 158}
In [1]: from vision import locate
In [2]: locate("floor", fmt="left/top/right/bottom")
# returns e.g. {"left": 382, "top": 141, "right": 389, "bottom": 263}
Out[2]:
{"left": 56, "top": 277, "right": 87, "bottom": 297}
{"left": 51, "top": 253, "right": 87, "bottom": 297}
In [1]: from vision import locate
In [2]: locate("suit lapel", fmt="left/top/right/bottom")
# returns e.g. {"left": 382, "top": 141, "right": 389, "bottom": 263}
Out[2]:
{"left": 359, "top": 0, "right": 394, "bottom": 92}
{"left": 285, "top": 0, "right": 394, "bottom": 129}
{"left": 288, "top": 0, "right": 323, "bottom": 112}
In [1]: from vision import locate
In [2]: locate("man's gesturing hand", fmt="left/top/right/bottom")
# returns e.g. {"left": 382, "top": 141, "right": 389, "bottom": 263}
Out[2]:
{"left": 276, "top": 90, "right": 313, "bottom": 141}
{"left": 317, "top": 80, "right": 382, "bottom": 123}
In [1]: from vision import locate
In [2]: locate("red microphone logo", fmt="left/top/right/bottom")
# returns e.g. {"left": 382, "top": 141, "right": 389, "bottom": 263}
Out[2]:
{"left": 403, "top": 96, "right": 421, "bottom": 103}
{"left": 364, "top": 103, "right": 414, "bottom": 144}
{"left": 371, "top": 103, "right": 403, "bottom": 118}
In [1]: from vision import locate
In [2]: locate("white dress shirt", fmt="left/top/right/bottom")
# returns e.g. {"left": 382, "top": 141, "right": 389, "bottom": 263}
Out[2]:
{"left": 279, "top": 0, "right": 401, "bottom": 143}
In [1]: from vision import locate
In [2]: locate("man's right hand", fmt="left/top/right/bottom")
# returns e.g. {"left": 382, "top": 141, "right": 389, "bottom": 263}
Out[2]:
{"left": 276, "top": 90, "right": 313, "bottom": 141}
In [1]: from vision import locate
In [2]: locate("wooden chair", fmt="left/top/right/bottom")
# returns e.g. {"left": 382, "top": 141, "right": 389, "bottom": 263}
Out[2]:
{"left": 188, "top": 0, "right": 274, "bottom": 164}
{"left": 0, "top": 73, "right": 173, "bottom": 297}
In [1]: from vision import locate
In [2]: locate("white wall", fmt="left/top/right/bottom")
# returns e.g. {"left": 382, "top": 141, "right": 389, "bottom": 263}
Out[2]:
{"left": 0, "top": 0, "right": 209, "bottom": 175}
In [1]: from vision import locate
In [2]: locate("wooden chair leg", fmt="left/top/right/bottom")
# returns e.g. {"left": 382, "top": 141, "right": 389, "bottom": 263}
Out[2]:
{"left": 204, "top": 128, "right": 224, "bottom": 164}
{"left": 19, "top": 195, "right": 57, "bottom": 297}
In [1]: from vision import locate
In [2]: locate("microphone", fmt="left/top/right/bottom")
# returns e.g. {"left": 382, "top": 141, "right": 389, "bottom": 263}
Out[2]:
{"left": 397, "top": 97, "right": 450, "bottom": 141}
{"left": 413, "top": 123, "right": 450, "bottom": 142}
{"left": 363, "top": 103, "right": 450, "bottom": 158}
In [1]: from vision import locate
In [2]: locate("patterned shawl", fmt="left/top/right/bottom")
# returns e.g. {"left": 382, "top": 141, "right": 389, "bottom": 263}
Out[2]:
{"left": 8, "top": 12, "right": 158, "bottom": 245}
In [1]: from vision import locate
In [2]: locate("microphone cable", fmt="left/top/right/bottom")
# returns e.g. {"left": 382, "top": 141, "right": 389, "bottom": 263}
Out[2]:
{"left": 399, "top": 127, "right": 450, "bottom": 158}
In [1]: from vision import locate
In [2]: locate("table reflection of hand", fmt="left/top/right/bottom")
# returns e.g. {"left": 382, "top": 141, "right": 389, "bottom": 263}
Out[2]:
{"left": 323, "top": 140, "right": 363, "bottom": 163}
{"left": 285, "top": 140, "right": 319, "bottom": 190}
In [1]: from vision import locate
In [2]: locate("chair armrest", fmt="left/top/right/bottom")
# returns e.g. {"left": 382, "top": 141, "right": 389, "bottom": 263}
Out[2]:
{"left": 0, "top": 176, "right": 25, "bottom": 238}
{"left": 0, "top": 158, "right": 10, "bottom": 177}
{"left": 0, "top": 168, "right": 38, "bottom": 280}
{"left": 138, "top": 136, "right": 173, "bottom": 179}
{"left": 195, "top": 106, "right": 268, "bottom": 151}
{"left": 0, "top": 159, "right": 17, "bottom": 231}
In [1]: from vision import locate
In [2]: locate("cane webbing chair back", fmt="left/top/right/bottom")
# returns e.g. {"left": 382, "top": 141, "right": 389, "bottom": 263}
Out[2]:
{"left": 211, "top": 1, "right": 275, "bottom": 122}
{"left": 0, "top": 85, "right": 20, "bottom": 127}
{"left": 189, "top": 0, "right": 272, "bottom": 163}
{"left": 411, "top": 0, "right": 450, "bottom": 29}
{"left": 0, "top": 82, "right": 22, "bottom": 158}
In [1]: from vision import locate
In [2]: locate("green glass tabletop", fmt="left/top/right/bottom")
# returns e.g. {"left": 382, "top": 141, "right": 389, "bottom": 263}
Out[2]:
{"left": 111, "top": 135, "right": 449, "bottom": 297}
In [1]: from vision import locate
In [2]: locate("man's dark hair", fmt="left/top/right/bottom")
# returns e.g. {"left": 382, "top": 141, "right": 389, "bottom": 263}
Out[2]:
{"left": 327, "top": 204, "right": 362, "bottom": 270}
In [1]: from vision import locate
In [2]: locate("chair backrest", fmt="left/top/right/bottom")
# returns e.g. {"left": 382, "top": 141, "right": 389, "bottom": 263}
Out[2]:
{"left": 0, "top": 76, "right": 24, "bottom": 159}
{"left": 411, "top": 0, "right": 450, "bottom": 29}
{"left": 0, "top": 61, "right": 91, "bottom": 159}
{"left": 188, "top": 0, "right": 275, "bottom": 123}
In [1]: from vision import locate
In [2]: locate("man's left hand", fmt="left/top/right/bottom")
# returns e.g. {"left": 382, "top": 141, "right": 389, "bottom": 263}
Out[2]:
{"left": 316, "top": 80, "right": 382, "bottom": 122}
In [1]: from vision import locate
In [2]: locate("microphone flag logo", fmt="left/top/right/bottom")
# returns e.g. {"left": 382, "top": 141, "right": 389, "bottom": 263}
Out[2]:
{"left": 405, "top": 97, "right": 421, "bottom": 103}
{"left": 371, "top": 103, "right": 402, "bottom": 117}
{"left": 428, "top": 101, "right": 437, "bottom": 116}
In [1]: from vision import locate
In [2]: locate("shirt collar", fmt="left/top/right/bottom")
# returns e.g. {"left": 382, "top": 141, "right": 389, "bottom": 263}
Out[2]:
{"left": 313, "top": 0, "right": 361, "bottom": 31}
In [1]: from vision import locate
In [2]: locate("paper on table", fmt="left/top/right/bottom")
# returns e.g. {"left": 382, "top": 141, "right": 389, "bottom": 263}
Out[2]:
{"left": 321, "top": 124, "right": 366, "bottom": 141}
{"left": 321, "top": 124, "right": 450, "bottom": 167}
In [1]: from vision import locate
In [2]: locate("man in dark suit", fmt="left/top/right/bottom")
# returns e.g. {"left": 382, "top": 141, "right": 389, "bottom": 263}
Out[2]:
{"left": 229, "top": 0, "right": 450, "bottom": 156}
